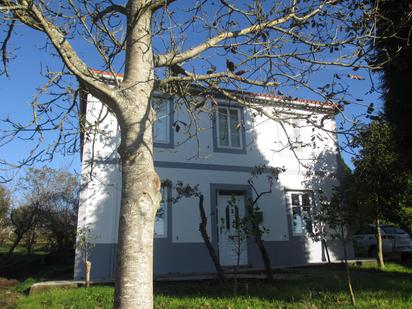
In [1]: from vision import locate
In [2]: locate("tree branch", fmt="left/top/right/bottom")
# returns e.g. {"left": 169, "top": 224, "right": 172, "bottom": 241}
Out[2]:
{"left": 7, "top": 1, "right": 118, "bottom": 110}
{"left": 154, "top": 0, "right": 337, "bottom": 67}
{"left": 1, "top": 19, "right": 14, "bottom": 77}
{"left": 159, "top": 70, "right": 280, "bottom": 87}
{"left": 92, "top": 4, "right": 126, "bottom": 23}
{"left": 150, "top": 0, "right": 178, "bottom": 12}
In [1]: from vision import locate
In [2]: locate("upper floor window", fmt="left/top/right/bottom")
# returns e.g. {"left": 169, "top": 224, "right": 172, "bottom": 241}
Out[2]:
{"left": 152, "top": 97, "right": 173, "bottom": 148}
{"left": 288, "top": 191, "right": 314, "bottom": 236}
{"left": 214, "top": 106, "right": 246, "bottom": 154}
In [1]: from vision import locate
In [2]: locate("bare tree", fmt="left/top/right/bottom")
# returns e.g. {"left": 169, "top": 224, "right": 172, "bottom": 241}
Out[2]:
{"left": 244, "top": 165, "right": 284, "bottom": 281}
{"left": 76, "top": 225, "right": 99, "bottom": 288}
{"left": 313, "top": 190, "right": 357, "bottom": 306}
{"left": 306, "top": 155, "right": 358, "bottom": 306}
{"left": 5, "top": 167, "right": 79, "bottom": 258}
{"left": 39, "top": 169, "right": 79, "bottom": 260}
{"left": 226, "top": 194, "right": 247, "bottom": 296}
{"left": 0, "top": 185, "right": 11, "bottom": 246}
{"left": 6, "top": 203, "right": 40, "bottom": 257}
{"left": 0, "top": 1, "right": 404, "bottom": 307}
{"left": 174, "top": 182, "right": 225, "bottom": 281}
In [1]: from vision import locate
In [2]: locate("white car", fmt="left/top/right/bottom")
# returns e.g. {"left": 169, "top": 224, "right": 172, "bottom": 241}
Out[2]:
{"left": 353, "top": 225, "right": 412, "bottom": 259}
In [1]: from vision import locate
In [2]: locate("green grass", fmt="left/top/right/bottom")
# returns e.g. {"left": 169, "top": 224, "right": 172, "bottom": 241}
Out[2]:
{"left": 13, "top": 261, "right": 412, "bottom": 308}
{"left": 351, "top": 261, "right": 412, "bottom": 274}
{"left": 0, "top": 244, "right": 49, "bottom": 255}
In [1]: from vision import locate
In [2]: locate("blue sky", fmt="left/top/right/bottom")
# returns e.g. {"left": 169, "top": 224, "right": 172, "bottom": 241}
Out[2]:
{"left": 0, "top": 10, "right": 384, "bottom": 183}
{"left": 0, "top": 28, "right": 82, "bottom": 181}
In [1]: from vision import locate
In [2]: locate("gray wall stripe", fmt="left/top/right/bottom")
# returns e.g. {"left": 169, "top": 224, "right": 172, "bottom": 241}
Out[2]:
{"left": 155, "top": 161, "right": 253, "bottom": 172}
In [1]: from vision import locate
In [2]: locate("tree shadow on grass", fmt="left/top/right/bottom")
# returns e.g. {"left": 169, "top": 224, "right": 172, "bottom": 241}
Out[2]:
{"left": 153, "top": 263, "right": 412, "bottom": 304}
{"left": 0, "top": 249, "right": 73, "bottom": 281}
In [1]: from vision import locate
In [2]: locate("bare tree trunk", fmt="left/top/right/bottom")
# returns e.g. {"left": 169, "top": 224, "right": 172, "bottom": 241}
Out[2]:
{"left": 114, "top": 146, "right": 161, "bottom": 308}
{"left": 7, "top": 234, "right": 23, "bottom": 257}
{"left": 254, "top": 233, "right": 273, "bottom": 281}
{"left": 375, "top": 216, "right": 385, "bottom": 268}
{"left": 233, "top": 234, "right": 241, "bottom": 296}
{"left": 322, "top": 238, "right": 331, "bottom": 263}
{"left": 343, "top": 243, "right": 356, "bottom": 306}
{"left": 198, "top": 194, "right": 225, "bottom": 281}
{"left": 26, "top": 232, "right": 36, "bottom": 255}
{"left": 341, "top": 226, "right": 356, "bottom": 306}
{"left": 85, "top": 260, "right": 91, "bottom": 288}
{"left": 112, "top": 4, "right": 160, "bottom": 309}
{"left": 246, "top": 203, "right": 273, "bottom": 281}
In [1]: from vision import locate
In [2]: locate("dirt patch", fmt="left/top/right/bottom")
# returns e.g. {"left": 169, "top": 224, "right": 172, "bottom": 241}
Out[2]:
{"left": 0, "top": 277, "right": 20, "bottom": 308}
{"left": 0, "top": 278, "right": 19, "bottom": 287}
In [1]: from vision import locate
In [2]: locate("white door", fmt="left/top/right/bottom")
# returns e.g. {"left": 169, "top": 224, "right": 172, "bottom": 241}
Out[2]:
{"left": 217, "top": 193, "right": 248, "bottom": 266}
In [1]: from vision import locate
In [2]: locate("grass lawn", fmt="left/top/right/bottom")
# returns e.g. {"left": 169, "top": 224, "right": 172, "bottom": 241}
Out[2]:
{"left": 10, "top": 261, "right": 412, "bottom": 309}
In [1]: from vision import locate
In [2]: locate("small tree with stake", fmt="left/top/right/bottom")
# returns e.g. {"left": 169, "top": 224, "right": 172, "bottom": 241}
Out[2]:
{"left": 226, "top": 194, "right": 248, "bottom": 296}
{"left": 311, "top": 186, "right": 357, "bottom": 306}
{"left": 76, "top": 225, "right": 99, "bottom": 288}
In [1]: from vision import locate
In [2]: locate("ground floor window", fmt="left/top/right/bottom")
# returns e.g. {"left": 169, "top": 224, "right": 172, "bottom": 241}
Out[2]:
{"left": 154, "top": 187, "right": 167, "bottom": 237}
{"left": 288, "top": 191, "right": 314, "bottom": 236}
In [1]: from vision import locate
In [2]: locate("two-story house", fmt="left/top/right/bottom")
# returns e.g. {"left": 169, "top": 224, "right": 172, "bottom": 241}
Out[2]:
{"left": 74, "top": 81, "right": 347, "bottom": 281}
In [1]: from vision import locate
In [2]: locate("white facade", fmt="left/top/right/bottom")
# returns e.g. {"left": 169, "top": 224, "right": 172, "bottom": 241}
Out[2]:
{"left": 75, "top": 91, "right": 347, "bottom": 280}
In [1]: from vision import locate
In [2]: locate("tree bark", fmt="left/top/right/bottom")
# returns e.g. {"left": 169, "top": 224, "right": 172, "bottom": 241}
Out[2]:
{"left": 233, "top": 230, "right": 241, "bottom": 296}
{"left": 375, "top": 216, "right": 385, "bottom": 268}
{"left": 7, "top": 233, "right": 23, "bottom": 258}
{"left": 114, "top": 137, "right": 161, "bottom": 308}
{"left": 109, "top": 3, "right": 161, "bottom": 308}
{"left": 198, "top": 194, "right": 225, "bottom": 281}
{"left": 342, "top": 237, "right": 356, "bottom": 306}
{"left": 26, "top": 232, "right": 36, "bottom": 255}
{"left": 322, "top": 238, "right": 331, "bottom": 263}
{"left": 246, "top": 203, "right": 273, "bottom": 281}
{"left": 85, "top": 260, "right": 91, "bottom": 288}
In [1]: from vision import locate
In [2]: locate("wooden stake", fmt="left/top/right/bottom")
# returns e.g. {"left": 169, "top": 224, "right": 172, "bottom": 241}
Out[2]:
{"left": 85, "top": 260, "right": 91, "bottom": 288}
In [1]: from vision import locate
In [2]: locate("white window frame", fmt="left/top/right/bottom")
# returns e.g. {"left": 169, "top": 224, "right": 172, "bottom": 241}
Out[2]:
{"left": 216, "top": 106, "right": 243, "bottom": 149}
{"left": 154, "top": 186, "right": 168, "bottom": 238}
{"left": 288, "top": 191, "right": 314, "bottom": 236}
{"left": 152, "top": 97, "right": 171, "bottom": 146}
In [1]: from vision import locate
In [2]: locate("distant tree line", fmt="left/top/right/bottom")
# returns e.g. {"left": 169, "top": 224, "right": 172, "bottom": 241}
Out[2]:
{"left": 0, "top": 167, "right": 79, "bottom": 262}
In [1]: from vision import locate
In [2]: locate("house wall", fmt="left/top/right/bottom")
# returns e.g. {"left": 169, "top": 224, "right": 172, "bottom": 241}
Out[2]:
{"left": 74, "top": 94, "right": 349, "bottom": 281}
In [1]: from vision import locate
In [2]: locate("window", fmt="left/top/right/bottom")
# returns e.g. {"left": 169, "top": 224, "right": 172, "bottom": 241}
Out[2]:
{"left": 289, "top": 191, "right": 314, "bottom": 236}
{"left": 152, "top": 98, "right": 173, "bottom": 147}
{"left": 214, "top": 106, "right": 246, "bottom": 153}
{"left": 154, "top": 187, "right": 167, "bottom": 237}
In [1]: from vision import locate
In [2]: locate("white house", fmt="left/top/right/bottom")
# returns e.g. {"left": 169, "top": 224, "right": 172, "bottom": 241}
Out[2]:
{"left": 74, "top": 84, "right": 348, "bottom": 281}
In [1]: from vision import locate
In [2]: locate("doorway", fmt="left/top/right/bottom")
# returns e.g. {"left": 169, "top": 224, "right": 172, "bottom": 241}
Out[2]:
{"left": 216, "top": 192, "right": 248, "bottom": 266}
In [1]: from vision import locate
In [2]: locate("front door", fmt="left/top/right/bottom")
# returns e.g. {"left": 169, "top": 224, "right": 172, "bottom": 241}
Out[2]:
{"left": 217, "top": 193, "right": 248, "bottom": 266}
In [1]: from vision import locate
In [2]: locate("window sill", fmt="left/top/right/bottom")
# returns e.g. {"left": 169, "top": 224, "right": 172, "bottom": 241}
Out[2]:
{"left": 154, "top": 141, "right": 174, "bottom": 149}
{"left": 213, "top": 146, "right": 247, "bottom": 154}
